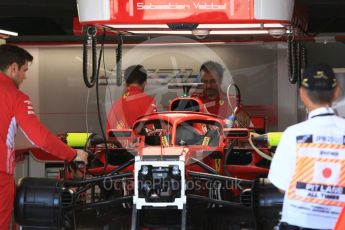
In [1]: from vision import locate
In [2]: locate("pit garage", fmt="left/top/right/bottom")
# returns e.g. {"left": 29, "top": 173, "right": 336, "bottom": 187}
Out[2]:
{"left": 1, "top": 0, "right": 345, "bottom": 229}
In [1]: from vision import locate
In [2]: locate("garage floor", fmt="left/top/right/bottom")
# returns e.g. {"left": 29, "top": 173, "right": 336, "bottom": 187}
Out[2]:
{"left": 17, "top": 203, "right": 279, "bottom": 229}
{"left": 73, "top": 205, "right": 279, "bottom": 230}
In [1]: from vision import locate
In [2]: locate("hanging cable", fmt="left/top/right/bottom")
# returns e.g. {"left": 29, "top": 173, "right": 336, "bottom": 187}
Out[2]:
{"left": 287, "top": 30, "right": 298, "bottom": 84}
{"left": 248, "top": 133, "right": 273, "bottom": 161}
{"left": 287, "top": 26, "right": 307, "bottom": 85}
{"left": 296, "top": 42, "right": 301, "bottom": 83}
{"left": 94, "top": 30, "right": 111, "bottom": 175}
{"left": 226, "top": 83, "right": 241, "bottom": 114}
{"left": 300, "top": 43, "right": 307, "bottom": 72}
{"left": 226, "top": 83, "right": 243, "bottom": 128}
{"left": 82, "top": 29, "right": 109, "bottom": 176}
{"left": 83, "top": 26, "right": 98, "bottom": 88}
{"left": 103, "top": 39, "right": 113, "bottom": 107}
{"left": 116, "top": 33, "right": 123, "bottom": 86}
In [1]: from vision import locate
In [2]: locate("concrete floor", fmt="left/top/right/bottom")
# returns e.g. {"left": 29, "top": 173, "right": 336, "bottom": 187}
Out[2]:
{"left": 73, "top": 205, "right": 277, "bottom": 230}
{"left": 17, "top": 204, "right": 280, "bottom": 229}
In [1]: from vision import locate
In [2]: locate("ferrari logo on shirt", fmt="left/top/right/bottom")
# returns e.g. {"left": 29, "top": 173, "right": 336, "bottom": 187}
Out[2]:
{"left": 151, "top": 104, "right": 157, "bottom": 112}
{"left": 116, "top": 121, "right": 126, "bottom": 129}
{"left": 123, "top": 92, "right": 130, "bottom": 99}
{"left": 219, "top": 100, "right": 224, "bottom": 106}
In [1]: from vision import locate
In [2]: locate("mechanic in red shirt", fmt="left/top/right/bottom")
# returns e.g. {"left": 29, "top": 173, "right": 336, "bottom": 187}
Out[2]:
{"left": 0, "top": 45, "right": 88, "bottom": 229}
{"left": 196, "top": 61, "right": 251, "bottom": 127}
{"left": 106, "top": 65, "right": 156, "bottom": 131}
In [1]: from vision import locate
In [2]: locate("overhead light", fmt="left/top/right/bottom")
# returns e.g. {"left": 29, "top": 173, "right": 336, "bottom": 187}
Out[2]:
{"left": 127, "top": 29, "right": 289, "bottom": 35}
{"left": 0, "top": 29, "right": 18, "bottom": 37}
{"left": 199, "top": 24, "right": 262, "bottom": 29}
{"left": 264, "top": 23, "right": 286, "bottom": 28}
{"left": 128, "top": 30, "right": 192, "bottom": 35}
{"left": 192, "top": 29, "right": 209, "bottom": 37}
{"left": 314, "top": 36, "right": 336, "bottom": 44}
{"left": 210, "top": 30, "right": 269, "bottom": 35}
{"left": 198, "top": 23, "right": 286, "bottom": 29}
{"left": 108, "top": 23, "right": 290, "bottom": 36}
{"left": 107, "top": 23, "right": 286, "bottom": 30}
{"left": 107, "top": 24, "right": 169, "bottom": 29}
{"left": 268, "top": 28, "right": 287, "bottom": 36}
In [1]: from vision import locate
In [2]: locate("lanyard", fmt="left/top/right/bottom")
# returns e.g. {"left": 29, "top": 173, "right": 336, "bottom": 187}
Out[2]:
{"left": 310, "top": 113, "right": 335, "bottom": 119}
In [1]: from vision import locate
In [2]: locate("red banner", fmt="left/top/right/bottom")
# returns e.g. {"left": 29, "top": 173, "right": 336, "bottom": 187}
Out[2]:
{"left": 112, "top": 0, "right": 254, "bottom": 23}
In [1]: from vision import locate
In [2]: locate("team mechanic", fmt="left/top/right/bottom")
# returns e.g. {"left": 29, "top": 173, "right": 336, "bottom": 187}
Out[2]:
{"left": 269, "top": 64, "right": 345, "bottom": 230}
{"left": 195, "top": 61, "right": 252, "bottom": 128}
{"left": 106, "top": 64, "right": 156, "bottom": 130}
{"left": 0, "top": 44, "right": 88, "bottom": 229}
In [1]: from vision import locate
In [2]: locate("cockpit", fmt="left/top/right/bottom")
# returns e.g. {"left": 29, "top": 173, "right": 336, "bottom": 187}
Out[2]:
{"left": 175, "top": 120, "right": 221, "bottom": 147}
{"left": 133, "top": 116, "right": 222, "bottom": 147}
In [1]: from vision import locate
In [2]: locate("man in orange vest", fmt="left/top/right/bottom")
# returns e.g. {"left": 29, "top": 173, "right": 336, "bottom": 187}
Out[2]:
{"left": 269, "top": 63, "right": 345, "bottom": 230}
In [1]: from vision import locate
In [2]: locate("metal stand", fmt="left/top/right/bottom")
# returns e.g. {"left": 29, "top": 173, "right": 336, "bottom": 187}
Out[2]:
{"left": 181, "top": 204, "right": 187, "bottom": 230}
{"left": 131, "top": 204, "right": 139, "bottom": 230}
{"left": 131, "top": 204, "right": 186, "bottom": 230}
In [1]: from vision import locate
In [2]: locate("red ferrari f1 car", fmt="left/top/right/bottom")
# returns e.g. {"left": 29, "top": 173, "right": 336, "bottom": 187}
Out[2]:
{"left": 14, "top": 83, "right": 283, "bottom": 230}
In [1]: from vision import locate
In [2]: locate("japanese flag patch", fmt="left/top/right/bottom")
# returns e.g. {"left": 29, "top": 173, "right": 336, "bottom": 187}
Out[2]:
{"left": 313, "top": 161, "right": 340, "bottom": 185}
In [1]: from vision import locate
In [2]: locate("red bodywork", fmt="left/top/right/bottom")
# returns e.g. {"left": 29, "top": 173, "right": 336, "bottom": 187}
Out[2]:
{"left": 15, "top": 96, "right": 270, "bottom": 181}
{"left": 13, "top": 96, "right": 277, "bottom": 230}
{"left": 85, "top": 97, "right": 270, "bottom": 181}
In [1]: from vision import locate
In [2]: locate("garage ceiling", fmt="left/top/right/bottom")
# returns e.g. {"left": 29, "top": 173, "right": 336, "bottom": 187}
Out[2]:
{"left": 0, "top": 0, "right": 344, "bottom": 39}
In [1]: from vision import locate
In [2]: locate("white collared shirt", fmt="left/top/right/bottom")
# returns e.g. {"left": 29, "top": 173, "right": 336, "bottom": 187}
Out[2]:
{"left": 268, "top": 107, "right": 345, "bottom": 229}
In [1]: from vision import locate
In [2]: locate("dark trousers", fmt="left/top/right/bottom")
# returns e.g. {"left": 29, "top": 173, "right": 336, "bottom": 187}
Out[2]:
{"left": 279, "top": 222, "right": 328, "bottom": 230}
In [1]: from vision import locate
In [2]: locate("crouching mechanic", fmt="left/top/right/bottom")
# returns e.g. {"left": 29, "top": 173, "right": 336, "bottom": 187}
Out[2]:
{"left": 0, "top": 44, "right": 88, "bottom": 229}
{"left": 268, "top": 64, "right": 345, "bottom": 230}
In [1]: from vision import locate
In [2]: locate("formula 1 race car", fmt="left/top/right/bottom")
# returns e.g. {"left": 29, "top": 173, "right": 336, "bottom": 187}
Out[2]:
{"left": 14, "top": 84, "right": 283, "bottom": 230}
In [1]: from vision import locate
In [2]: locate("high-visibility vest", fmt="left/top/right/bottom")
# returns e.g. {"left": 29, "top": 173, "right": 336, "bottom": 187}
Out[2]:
{"left": 287, "top": 143, "right": 345, "bottom": 207}
{"left": 334, "top": 207, "right": 345, "bottom": 230}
